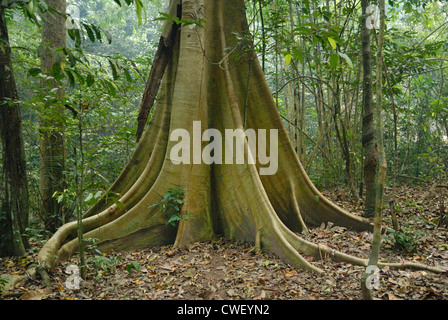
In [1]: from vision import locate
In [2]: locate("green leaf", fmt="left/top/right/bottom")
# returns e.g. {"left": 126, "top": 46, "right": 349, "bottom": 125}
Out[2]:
{"left": 86, "top": 73, "right": 95, "bottom": 87}
{"left": 28, "top": 0, "right": 37, "bottom": 15}
{"left": 109, "top": 60, "right": 119, "bottom": 80}
{"left": 105, "top": 80, "right": 117, "bottom": 96}
{"left": 135, "top": 0, "right": 146, "bottom": 26}
{"left": 84, "top": 193, "right": 93, "bottom": 203}
{"left": 329, "top": 53, "right": 339, "bottom": 68}
{"left": 154, "top": 12, "right": 173, "bottom": 22}
{"left": 68, "top": 28, "right": 76, "bottom": 42}
{"left": 123, "top": 68, "right": 132, "bottom": 82}
{"left": 66, "top": 49, "right": 77, "bottom": 67}
{"left": 338, "top": 51, "right": 354, "bottom": 69}
{"left": 83, "top": 23, "right": 96, "bottom": 42}
{"left": 74, "top": 28, "right": 82, "bottom": 47}
{"left": 91, "top": 25, "right": 102, "bottom": 43}
{"left": 27, "top": 68, "right": 41, "bottom": 77}
{"left": 328, "top": 37, "right": 337, "bottom": 50}
{"left": 285, "top": 53, "right": 292, "bottom": 67}
{"left": 65, "top": 69, "right": 76, "bottom": 87}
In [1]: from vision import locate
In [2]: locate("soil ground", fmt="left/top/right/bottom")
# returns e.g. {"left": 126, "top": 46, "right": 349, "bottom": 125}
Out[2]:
{"left": 1, "top": 184, "right": 447, "bottom": 300}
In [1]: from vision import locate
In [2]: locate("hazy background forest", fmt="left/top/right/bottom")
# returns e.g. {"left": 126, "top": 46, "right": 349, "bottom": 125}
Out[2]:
{"left": 1, "top": 0, "right": 448, "bottom": 300}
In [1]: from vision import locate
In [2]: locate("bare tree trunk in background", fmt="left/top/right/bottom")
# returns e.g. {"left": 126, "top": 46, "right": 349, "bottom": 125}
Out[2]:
{"left": 0, "top": 5, "right": 29, "bottom": 257}
{"left": 39, "top": 0, "right": 67, "bottom": 232}
{"left": 361, "top": 0, "right": 378, "bottom": 218}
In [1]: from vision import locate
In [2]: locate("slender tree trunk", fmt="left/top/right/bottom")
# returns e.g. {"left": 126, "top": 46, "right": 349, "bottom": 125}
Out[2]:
{"left": 0, "top": 5, "right": 29, "bottom": 257}
{"left": 381, "top": 40, "right": 399, "bottom": 231}
{"left": 362, "top": 0, "right": 386, "bottom": 299}
{"left": 39, "top": 0, "right": 67, "bottom": 232}
{"left": 361, "top": 0, "right": 378, "bottom": 217}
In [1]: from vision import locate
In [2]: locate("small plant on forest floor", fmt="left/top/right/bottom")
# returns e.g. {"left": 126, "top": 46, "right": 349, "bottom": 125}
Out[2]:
{"left": 149, "top": 188, "right": 191, "bottom": 226}
{"left": 125, "top": 262, "right": 141, "bottom": 275}
{"left": 84, "top": 238, "right": 121, "bottom": 279}
{"left": 0, "top": 278, "right": 8, "bottom": 294}
{"left": 384, "top": 224, "right": 425, "bottom": 253}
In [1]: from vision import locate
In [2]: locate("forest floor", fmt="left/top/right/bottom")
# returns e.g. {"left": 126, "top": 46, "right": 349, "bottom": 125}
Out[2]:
{"left": 1, "top": 184, "right": 447, "bottom": 300}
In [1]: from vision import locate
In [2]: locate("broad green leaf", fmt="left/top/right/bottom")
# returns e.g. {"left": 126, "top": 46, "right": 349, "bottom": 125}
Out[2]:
{"left": 123, "top": 68, "right": 132, "bottom": 82}
{"left": 74, "top": 28, "right": 81, "bottom": 47}
{"left": 329, "top": 53, "right": 339, "bottom": 68}
{"left": 28, "top": 0, "right": 37, "bottom": 15}
{"left": 285, "top": 53, "right": 292, "bottom": 66}
{"left": 91, "top": 25, "right": 102, "bottom": 43}
{"left": 328, "top": 37, "right": 337, "bottom": 50}
{"left": 27, "top": 68, "right": 41, "bottom": 77}
{"left": 66, "top": 49, "right": 77, "bottom": 67}
{"left": 83, "top": 23, "right": 96, "bottom": 42}
{"left": 86, "top": 73, "right": 95, "bottom": 87}
{"left": 338, "top": 52, "right": 354, "bottom": 69}
{"left": 135, "top": 0, "right": 146, "bottom": 26}
{"left": 84, "top": 193, "right": 93, "bottom": 203}
{"left": 65, "top": 69, "right": 76, "bottom": 87}
{"left": 94, "top": 191, "right": 103, "bottom": 199}
{"left": 109, "top": 60, "right": 119, "bottom": 80}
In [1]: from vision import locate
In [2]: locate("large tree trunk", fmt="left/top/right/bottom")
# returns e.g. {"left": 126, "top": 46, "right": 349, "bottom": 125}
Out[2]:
{"left": 39, "top": 0, "right": 67, "bottom": 232}
{"left": 0, "top": 5, "right": 29, "bottom": 257}
{"left": 38, "top": 0, "right": 442, "bottom": 275}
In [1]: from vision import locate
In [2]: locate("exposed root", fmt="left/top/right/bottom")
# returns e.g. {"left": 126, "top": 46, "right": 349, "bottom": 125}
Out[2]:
{"left": 291, "top": 188, "right": 309, "bottom": 235}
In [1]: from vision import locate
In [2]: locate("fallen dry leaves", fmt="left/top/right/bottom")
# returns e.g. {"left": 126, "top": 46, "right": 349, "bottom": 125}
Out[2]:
{"left": 1, "top": 184, "right": 447, "bottom": 300}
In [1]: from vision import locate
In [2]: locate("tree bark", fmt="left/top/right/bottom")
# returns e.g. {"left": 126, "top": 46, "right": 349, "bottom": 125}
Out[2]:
{"left": 361, "top": 0, "right": 378, "bottom": 218}
{"left": 362, "top": 0, "right": 386, "bottom": 299}
{"left": 0, "top": 5, "right": 29, "bottom": 257}
{"left": 39, "top": 0, "right": 67, "bottom": 232}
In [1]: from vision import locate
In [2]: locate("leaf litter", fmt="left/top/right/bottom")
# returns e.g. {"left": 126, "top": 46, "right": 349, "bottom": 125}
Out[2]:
{"left": 1, "top": 184, "right": 447, "bottom": 300}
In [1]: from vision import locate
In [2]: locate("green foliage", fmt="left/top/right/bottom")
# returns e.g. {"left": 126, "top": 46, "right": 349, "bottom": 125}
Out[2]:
{"left": 22, "top": 226, "right": 51, "bottom": 253}
{"left": 84, "top": 238, "right": 121, "bottom": 279}
{"left": 149, "top": 188, "right": 191, "bottom": 227}
{"left": 125, "top": 262, "right": 141, "bottom": 275}
{"left": 385, "top": 225, "right": 425, "bottom": 253}
{"left": 0, "top": 277, "right": 8, "bottom": 294}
